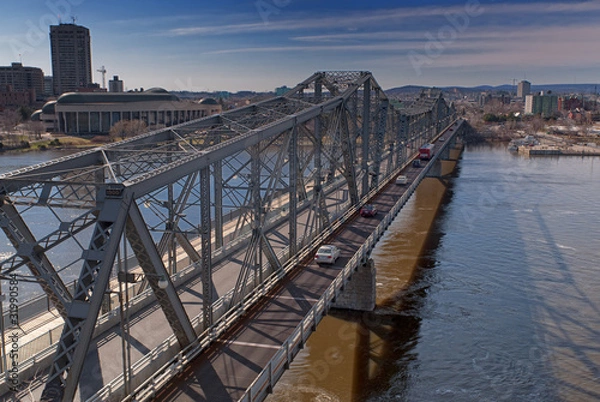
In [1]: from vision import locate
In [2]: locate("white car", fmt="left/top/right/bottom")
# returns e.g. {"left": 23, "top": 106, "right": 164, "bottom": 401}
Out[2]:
{"left": 395, "top": 175, "right": 408, "bottom": 185}
{"left": 314, "top": 245, "right": 341, "bottom": 265}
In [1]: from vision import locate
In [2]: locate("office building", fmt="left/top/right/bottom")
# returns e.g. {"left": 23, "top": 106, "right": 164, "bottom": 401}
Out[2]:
{"left": 108, "top": 75, "right": 124, "bottom": 92}
{"left": 0, "top": 85, "right": 36, "bottom": 108}
{"left": 525, "top": 93, "right": 558, "bottom": 117}
{"left": 50, "top": 23, "right": 92, "bottom": 95}
{"left": 517, "top": 80, "right": 531, "bottom": 99}
{"left": 0, "top": 62, "right": 44, "bottom": 100}
{"left": 44, "top": 76, "right": 54, "bottom": 97}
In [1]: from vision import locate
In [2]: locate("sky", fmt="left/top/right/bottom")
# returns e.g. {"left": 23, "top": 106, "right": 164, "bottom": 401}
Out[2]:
{"left": 1, "top": 0, "right": 599, "bottom": 92}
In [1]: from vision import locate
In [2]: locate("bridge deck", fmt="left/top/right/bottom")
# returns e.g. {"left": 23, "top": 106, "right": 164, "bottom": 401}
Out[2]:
{"left": 2, "top": 121, "right": 462, "bottom": 402}
{"left": 154, "top": 151, "right": 425, "bottom": 401}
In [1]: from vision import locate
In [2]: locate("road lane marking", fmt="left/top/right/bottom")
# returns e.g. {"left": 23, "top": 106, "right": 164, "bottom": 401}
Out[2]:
{"left": 277, "top": 296, "right": 319, "bottom": 303}
{"left": 218, "top": 340, "right": 281, "bottom": 349}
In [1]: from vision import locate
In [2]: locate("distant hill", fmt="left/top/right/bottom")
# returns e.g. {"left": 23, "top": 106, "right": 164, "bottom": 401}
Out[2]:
{"left": 386, "top": 83, "right": 599, "bottom": 96}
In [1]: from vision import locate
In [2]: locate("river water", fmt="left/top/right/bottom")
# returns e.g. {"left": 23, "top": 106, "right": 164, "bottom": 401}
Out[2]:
{"left": 268, "top": 144, "right": 600, "bottom": 402}
{"left": 1, "top": 146, "right": 599, "bottom": 401}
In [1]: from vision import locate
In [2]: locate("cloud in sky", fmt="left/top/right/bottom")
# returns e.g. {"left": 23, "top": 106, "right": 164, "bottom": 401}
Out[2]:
{"left": 1, "top": 0, "right": 598, "bottom": 91}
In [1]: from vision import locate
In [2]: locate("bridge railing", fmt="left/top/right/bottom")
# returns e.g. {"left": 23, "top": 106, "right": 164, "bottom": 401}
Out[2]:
{"left": 0, "top": 173, "right": 355, "bottom": 398}
{"left": 90, "top": 193, "right": 357, "bottom": 401}
{"left": 95, "top": 119, "right": 460, "bottom": 402}
{"left": 238, "top": 132, "right": 445, "bottom": 402}
{"left": 119, "top": 193, "right": 364, "bottom": 401}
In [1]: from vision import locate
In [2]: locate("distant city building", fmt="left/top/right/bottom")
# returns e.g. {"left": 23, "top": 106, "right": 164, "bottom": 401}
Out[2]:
{"left": 0, "top": 85, "right": 36, "bottom": 108}
{"left": 108, "top": 75, "right": 124, "bottom": 92}
{"left": 33, "top": 88, "right": 222, "bottom": 134}
{"left": 44, "top": 76, "right": 54, "bottom": 97}
{"left": 559, "top": 95, "right": 583, "bottom": 111}
{"left": 50, "top": 23, "right": 92, "bottom": 95}
{"left": 479, "top": 92, "right": 510, "bottom": 107}
{"left": 32, "top": 100, "right": 58, "bottom": 132}
{"left": 75, "top": 83, "right": 106, "bottom": 92}
{"left": 525, "top": 92, "right": 558, "bottom": 117}
{"left": 0, "top": 62, "right": 44, "bottom": 100}
{"left": 517, "top": 80, "right": 531, "bottom": 99}
{"left": 276, "top": 86, "right": 290, "bottom": 96}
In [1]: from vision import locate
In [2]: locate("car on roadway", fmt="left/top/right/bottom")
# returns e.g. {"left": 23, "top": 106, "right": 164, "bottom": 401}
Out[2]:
{"left": 412, "top": 160, "right": 421, "bottom": 168}
{"left": 314, "top": 245, "right": 341, "bottom": 265}
{"left": 359, "top": 204, "right": 378, "bottom": 217}
{"left": 395, "top": 175, "right": 408, "bottom": 185}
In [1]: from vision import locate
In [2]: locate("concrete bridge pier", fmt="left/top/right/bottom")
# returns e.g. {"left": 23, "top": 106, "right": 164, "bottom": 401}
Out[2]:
{"left": 332, "top": 258, "right": 376, "bottom": 311}
{"left": 427, "top": 135, "right": 462, "bottom": 179}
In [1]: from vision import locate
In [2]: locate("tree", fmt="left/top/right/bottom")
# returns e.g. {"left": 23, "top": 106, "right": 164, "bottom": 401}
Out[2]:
{"left": 27, "top": 121, "right": 46, "bottom": 140}
{"left": 530, "top": 116, "right": 545, "bottom": 135}
{"left": 1, "top": 110, "right": 21, "bottom": 134}
{"left": 109, "top": 119, "right": 147, "bottom": 141}
{"left": 18, "top": 106, "right": 33, "bottom": 122}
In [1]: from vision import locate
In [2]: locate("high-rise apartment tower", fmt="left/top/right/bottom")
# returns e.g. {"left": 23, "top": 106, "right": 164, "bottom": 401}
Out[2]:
{"left": 50, "top": 23, "right": 92, "bottom": 95}
{"left": 517, "top": 80, "right": 531, "bottom": 99}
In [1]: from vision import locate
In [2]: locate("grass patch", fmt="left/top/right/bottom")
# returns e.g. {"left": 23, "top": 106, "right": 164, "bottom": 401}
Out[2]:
{"left": 52, "top": 136, "right": 94, "bottom": 147}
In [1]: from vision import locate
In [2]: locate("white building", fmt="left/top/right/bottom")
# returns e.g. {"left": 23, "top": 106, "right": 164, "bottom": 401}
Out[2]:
{"left": 33, "top": 88, "right": 221, "bottom": 134}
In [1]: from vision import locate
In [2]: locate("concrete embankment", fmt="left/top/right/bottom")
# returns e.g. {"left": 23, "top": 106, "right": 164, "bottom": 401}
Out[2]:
{"left": 517, "top": 144, "right": 600, "bottom": 156}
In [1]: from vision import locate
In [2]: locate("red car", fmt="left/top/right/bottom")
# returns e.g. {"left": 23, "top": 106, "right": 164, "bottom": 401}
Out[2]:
{"left": 360, "top": 204, "right": 377, "bottom": 217}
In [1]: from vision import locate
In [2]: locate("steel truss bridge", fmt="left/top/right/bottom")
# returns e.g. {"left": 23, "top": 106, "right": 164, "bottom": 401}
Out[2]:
{"left": 0, "top": 71, "right": 456, "bottom": 401}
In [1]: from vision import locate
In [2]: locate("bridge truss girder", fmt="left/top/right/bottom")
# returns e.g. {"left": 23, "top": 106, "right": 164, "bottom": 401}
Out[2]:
{"left": 0, "top": 71, "right": 455, "bottom": 401}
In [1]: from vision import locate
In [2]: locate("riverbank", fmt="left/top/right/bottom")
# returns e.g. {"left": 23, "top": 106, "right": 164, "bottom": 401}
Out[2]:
{"left": 515, "top": 142, "right": 600, "bottom": 156}
{"left": 0, "top": 135, "right": 102, "bottom": 154}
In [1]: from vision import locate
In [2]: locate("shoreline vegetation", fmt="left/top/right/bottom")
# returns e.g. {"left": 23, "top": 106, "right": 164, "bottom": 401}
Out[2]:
{"left": 0, "top": 135, "right": 106, "bottom": 154}
{"left": 1, "top": 128, "right": 598, "bottom": 155}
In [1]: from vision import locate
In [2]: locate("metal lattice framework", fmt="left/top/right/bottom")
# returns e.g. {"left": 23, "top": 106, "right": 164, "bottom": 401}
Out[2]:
{"left": 0, "top": 71, "right": 455, "bottom": 401}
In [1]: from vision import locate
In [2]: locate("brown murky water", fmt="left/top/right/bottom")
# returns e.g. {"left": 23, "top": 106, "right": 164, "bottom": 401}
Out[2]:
{"left": 269, "top": 146, "right": 600, "bottom": 402}
{"left": 268, "top": 177, "right": 449, "bottom": 402}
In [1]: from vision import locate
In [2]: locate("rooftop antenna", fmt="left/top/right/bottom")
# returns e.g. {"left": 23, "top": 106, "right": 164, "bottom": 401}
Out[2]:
{"left": 71, "top": 15, "right": 77, "bottom": 24}
{"left": 97, "top": 65, "right": 107, "bottom": 89}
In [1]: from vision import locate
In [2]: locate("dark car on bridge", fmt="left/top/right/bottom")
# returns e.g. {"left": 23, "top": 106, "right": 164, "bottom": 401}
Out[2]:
{"left": 359, "top": 204, "right": 378, "bottom": 217}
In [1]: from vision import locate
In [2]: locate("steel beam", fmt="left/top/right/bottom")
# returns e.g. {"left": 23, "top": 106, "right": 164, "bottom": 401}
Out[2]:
{"left": 288, "top": 125, "right": 298, "bottom": 256}
{"left": 200, "top": 166, "right": 213, "bottom": 329}
{"left": 361, "top": 79, "right": 371, "bottom": 196}
{"left": 41, "top": 188, "right": 133, "bottom": 402}
{"left": 126, "top": 203, "right": 197, "bottom": 346}
{"left": 0, "top": 203, "right": 72, "bottom": 318}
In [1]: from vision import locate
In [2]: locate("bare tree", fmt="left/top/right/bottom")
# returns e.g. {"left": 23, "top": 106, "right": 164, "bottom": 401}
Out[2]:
{"left": 530, "top": 116, "right": 545, "bottom": 135}
{"left": 109, "top": 119, "right": 148, "bottom": 141}
{"left": 1, "top": 110, "right": 21, "bottom": 134}
{"left": 0, "top": 110, "right": 23, "bottom": 147}
{"left": 25, "top": 121, "right": 45, "bottom": 140}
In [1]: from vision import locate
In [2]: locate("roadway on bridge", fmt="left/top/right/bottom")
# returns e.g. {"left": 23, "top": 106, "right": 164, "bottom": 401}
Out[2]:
{"left": 153, "top": 154, "right": 428, "bottom": 401}
{"left": 5, "top": 156, "right": 389, "bottom": 402}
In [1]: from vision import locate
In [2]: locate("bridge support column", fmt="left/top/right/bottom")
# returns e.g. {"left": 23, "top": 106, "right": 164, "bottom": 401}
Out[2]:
{"left": 427, "top": 159, "right": 442, "bottom": 178}
{"left": 332, "top": 259, "right": 376, "bottom": 312}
